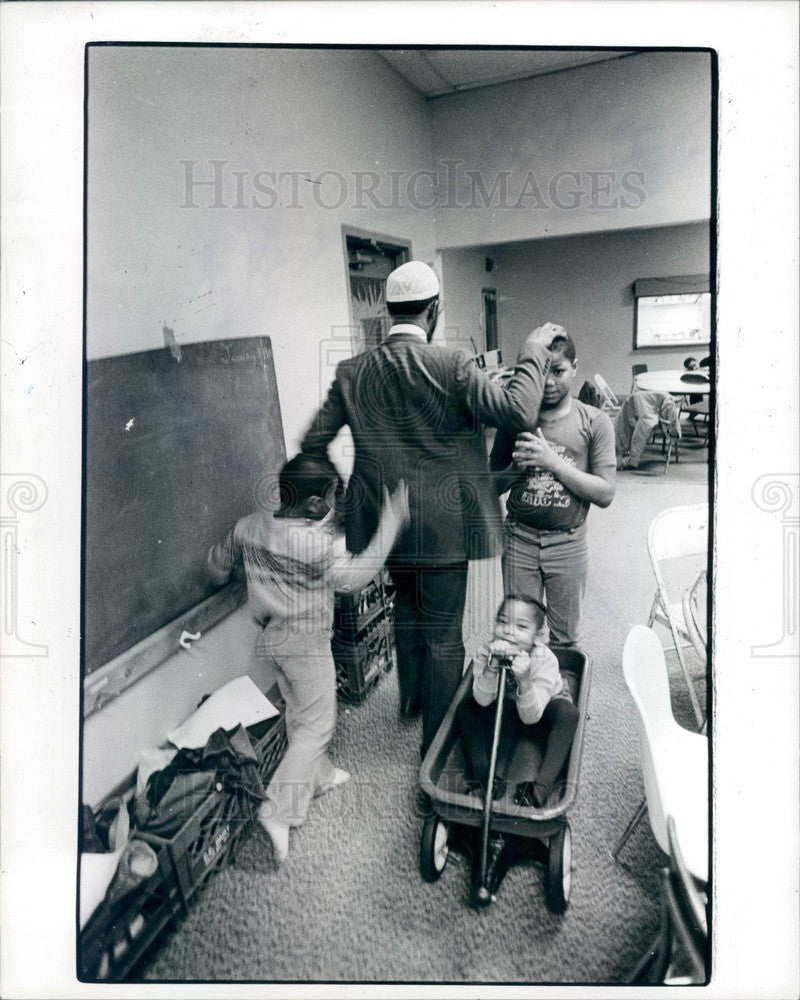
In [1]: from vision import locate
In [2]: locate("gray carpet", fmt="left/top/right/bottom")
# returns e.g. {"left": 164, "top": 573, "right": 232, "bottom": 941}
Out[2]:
{"left": 144, "top": 433, "right": 709, "bottom": 983}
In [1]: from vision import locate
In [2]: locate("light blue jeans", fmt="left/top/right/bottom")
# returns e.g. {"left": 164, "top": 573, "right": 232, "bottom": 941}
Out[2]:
{"left": 501, "top": 519, "right": 588, "bottom": 649}
{"left": 258, "top": 619, "right": 338, "bottom": 827}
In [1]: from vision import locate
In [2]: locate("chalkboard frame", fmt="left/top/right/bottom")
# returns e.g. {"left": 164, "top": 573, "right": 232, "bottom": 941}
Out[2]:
{"left": 83, "top": 579, "right": 246, "bottom": 717}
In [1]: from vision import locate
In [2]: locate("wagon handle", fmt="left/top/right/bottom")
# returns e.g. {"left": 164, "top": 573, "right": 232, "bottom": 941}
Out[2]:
{"left": 476, "top": 662, "right": 509, "bottom": 901}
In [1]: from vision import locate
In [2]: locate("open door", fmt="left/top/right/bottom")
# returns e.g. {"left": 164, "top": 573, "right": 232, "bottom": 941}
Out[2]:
{"left": 345, "top": 232, "right": 410, "bottom": 354}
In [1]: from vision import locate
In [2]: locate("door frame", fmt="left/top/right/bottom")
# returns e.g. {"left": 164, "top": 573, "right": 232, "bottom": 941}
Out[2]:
{"left": 341, "top": 225, "right": 411, "bottom": 351}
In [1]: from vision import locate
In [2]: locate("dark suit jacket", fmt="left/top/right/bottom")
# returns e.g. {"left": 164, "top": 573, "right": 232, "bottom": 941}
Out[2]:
{"left": 301, "top": 332, "right": 550, "bottom": 565}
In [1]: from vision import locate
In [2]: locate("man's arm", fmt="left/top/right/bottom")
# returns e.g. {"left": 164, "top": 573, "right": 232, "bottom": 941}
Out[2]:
{"left": 300, "top": 373, "right": 347, "bottom": 455}
{"left": 457, "top": 323, "right": 564, "bottom": 434}
{"left": 488, "top": 426, "right": 520, "bottom": 495}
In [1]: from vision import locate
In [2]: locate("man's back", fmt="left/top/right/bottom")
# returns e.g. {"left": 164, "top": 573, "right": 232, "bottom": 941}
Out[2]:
{"left": 302, "top": 332, "right": 540, "bottom": 564}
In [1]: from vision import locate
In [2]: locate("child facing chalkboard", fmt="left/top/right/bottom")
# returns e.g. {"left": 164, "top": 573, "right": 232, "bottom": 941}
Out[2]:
{"left": 207, "top": 454, "right": 409, "bottom": 865}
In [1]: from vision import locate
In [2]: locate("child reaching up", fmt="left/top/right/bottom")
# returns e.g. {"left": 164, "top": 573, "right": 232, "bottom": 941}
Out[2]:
{"left": 457, "top": 593, "right": 579, "bottom": 810}
{"left": 208, "top": 454, "right": 409, "bottom": 864}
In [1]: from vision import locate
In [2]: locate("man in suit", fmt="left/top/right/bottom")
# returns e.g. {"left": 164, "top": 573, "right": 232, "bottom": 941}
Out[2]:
{"left": 301, "top": 260, "right": 560, "bottom": 757}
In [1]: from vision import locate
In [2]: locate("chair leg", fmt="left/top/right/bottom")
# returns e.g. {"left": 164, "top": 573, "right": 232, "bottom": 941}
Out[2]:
{"left": 647, "top": 594, "right": 660, "bottom": 628}
{"left": 673, "top": 638, "right": 705, "bottom": 730}
{"left": 612, "top": 797, "right": 648, "bottom": 863}
{"left": 663, "top": 437, "right": 673, "bottom": 473}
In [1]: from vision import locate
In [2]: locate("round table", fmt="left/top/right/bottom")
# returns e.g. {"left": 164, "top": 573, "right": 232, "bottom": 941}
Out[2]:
{"left": 634, "top": 369, "right": 711, "bottom": 395}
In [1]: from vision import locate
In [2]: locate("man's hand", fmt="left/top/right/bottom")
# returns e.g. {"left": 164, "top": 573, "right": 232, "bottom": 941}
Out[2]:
{"left": 512, "top": 428, "right": 559, "bottom": 473}
{"left": 521, "top": 322, "right": 566, "bottom": 355}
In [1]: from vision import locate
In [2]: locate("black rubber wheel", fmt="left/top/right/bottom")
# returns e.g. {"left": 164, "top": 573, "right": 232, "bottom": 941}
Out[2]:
{"left": 420, "top": 813, "right": 449, "bottom": 882}
{"left": 546, "top": 822, "right": 572, "bottom": 914}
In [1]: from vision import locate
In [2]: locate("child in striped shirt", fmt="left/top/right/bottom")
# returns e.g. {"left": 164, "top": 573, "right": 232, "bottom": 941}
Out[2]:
{"left": 208, "top": 453, "right": 409, "bottom": 864}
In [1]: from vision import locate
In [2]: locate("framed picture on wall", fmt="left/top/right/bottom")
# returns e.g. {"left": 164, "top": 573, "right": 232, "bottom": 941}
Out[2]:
{"left": 633, "top": 275, "right": 711, "bottom": 349}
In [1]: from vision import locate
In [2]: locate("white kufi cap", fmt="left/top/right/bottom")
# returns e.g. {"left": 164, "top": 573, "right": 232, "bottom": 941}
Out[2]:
{"left": 385, "top": 260, "right": 440, "bottom": 303}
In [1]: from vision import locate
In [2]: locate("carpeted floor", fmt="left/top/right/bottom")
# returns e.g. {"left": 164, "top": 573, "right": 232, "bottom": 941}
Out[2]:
{"left": 144, "top": 431, "right": 710, "bottom": 983}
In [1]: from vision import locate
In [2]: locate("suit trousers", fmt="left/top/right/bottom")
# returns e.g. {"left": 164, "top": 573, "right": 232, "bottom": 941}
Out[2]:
{"left": 258, "top": 620, "right": 338, "bottom": 827}
{"left": 389, "top": 562, "right": 469, "bottom": 756}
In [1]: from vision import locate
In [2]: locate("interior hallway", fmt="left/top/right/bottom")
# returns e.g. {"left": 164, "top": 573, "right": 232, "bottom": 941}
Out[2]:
{"left": 144, "top": 435, "right": 710, "bottom": 983}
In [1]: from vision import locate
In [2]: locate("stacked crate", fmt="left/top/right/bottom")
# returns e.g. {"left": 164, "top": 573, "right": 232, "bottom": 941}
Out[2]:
{"left": 332, "top": 569, "right": 396, "bottom": 704}
{"left": 79, "top": 684, "right": 287, "bottom": 982}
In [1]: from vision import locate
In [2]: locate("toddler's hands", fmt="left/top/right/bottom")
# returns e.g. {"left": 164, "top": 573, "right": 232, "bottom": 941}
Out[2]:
{"left": 509, "top": 649, "right": 532, "bottom": 682}
{"left": 488, "top": 638, "right": 516, "bottom": 663}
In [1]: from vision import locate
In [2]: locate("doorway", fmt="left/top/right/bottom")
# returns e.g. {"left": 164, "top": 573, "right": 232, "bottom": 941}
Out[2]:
{"left": 344, "top": 231, "right": 410, "bottom": 354}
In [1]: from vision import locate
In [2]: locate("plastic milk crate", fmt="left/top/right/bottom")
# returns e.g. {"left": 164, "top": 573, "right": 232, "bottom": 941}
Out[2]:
{"left": 139, "top": 784, "right": 246, "bottom": 915}
{"left": 139, "top": 683, "right": 288, "bottom": 915}
{"left": 79, "top": 840, "right": 181, "bottom": 982}
{"left": 332, "top": 570, "right": 396, "bottom": 704}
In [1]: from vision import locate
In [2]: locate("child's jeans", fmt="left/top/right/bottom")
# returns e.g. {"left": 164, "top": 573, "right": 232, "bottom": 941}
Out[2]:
{"left": 258, "top": 619, "right": 338, "bottom": 827}
{"left": 458, "top": 692, "right": 578, "bottom": 795}
{"left": 502, "top": 519, "right": 588, "bottom": 648}
{"left": 458, "top": 695, "right": 519, "bottom": 786}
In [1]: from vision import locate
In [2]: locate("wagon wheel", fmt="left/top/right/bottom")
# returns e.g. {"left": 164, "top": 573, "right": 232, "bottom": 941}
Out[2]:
{"left": 420, "top": 813, "right": 449, "bottom": 882}
{"left": 546, "top": 821, "right": 572, "bottom": 914}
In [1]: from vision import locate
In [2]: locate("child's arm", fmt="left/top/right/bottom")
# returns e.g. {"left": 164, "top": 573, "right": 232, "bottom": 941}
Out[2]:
{"left": 512, "top": 645, "right": 563, "bottom": 725}
{"left": 331, "top": 481, "right": 410, "bottom": 592}
{"left": 207, "top": 527, "right": 241, "bottom": 585}
{"left": 513, "top": 428, "right": 615, "bottom": 508}
{"left": 471, "top": 644, "right": 501, "bottom": 707}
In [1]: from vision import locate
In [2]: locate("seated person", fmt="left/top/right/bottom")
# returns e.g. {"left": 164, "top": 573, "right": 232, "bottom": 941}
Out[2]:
{"left": 457, "top": 594, "right": 579, "bottom": 810}
{"left": 615, "top": 390, "right": 681, "bottom": 469}
{"left": 683, "top": 356, "right": 704, "bottom": 403}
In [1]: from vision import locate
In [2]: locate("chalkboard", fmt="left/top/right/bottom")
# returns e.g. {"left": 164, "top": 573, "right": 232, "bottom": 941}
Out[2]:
{"left": 83, "top": 337, "right": 285, "bottom": 713}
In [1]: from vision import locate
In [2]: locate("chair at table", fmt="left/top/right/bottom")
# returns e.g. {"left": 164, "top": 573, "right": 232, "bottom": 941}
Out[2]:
{"left": 682, "top": 396, "right": 710, "bottom": 441}
{"left": 646, "top": 504, "right": 707, "bottom": 728}
{"left": 612, "top": 625, "right": 708, "bottom": 884}
{"left": 630, "top": 363, "right": 648, "bottom": 393}
{"left": 594, "top": 372, "right": 620, "bottom": 415}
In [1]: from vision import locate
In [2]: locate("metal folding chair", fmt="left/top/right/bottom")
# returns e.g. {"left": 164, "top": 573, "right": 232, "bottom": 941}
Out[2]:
{"left": 594, "top": 372, "right": 620, "bottom": 415}
{"left": 682, "top": 570, "right": 708, "bottom": 661}
{"left": 646, "top": 504, "right": 708, "bottom": 728}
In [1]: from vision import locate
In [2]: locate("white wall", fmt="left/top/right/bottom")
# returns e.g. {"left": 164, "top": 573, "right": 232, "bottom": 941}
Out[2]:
{"left": 87, "top": 46, "right": 438, "bottom": 451}
{"left": 84, "top": 46, "right": 437, "bottom": 801}
{"left": 441, "top": 222, "right": 711, "bottom": 394}
{"left": 430, "top": 51, "right": 711, "bottom": 248}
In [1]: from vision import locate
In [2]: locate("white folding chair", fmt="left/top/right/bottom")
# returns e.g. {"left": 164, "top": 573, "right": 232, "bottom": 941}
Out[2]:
{"left": 612, "top": 626, "right": 709, "bottom": 884}
{"left": 646, "top": 504, "right": 707, "bottom": 728}
{"left": 627, "top": 816, "right": 708, "bottom": 985}
{"left": 594, "top": 372, "right": 620, "bottom": 415}
{"left": 682, "top": 570, "right": 708, "bottom": 661}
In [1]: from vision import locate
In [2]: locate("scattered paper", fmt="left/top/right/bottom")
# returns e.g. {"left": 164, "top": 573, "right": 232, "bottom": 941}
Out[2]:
{"left": 167, "top": 675, "right": 278, "bottom": 749}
